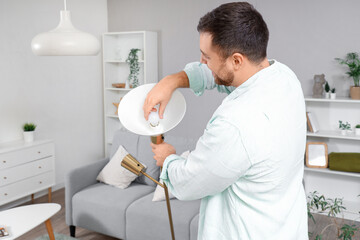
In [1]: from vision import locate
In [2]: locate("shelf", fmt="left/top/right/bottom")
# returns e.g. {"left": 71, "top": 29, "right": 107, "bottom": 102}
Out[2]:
{"left": 305, "top": 96, "right": 360, "bottom": 103}
{"left": 105, "top": 88, "right": 132, "bottom": 91}
{"left": 106, "top": 114, "right": 119, "bottom": 119}
{"left": 104, "top": 60, "right": 144, "bottom": 63}
{"left": 304, "top": 166, "right": 360, "bottom": 178}
{"left": 307, "top": 130, "right": 360, "bottom": 140}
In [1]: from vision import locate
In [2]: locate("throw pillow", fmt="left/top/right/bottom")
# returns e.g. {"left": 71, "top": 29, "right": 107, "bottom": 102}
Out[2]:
{"left": 96, "top": 145, "right": 146, "bottom": 189}
{"left": 152, "top": 150, "right": 190, "bottom": 201}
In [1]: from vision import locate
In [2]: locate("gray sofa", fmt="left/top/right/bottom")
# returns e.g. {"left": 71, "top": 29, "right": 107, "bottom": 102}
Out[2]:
{"left": 65, "top": 130, "right": 200, "bottom": 240}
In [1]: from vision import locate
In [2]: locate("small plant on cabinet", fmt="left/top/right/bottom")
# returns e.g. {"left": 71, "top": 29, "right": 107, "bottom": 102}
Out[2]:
{"left": 324, "top": 81, "right": 331, "bottom": 98}
{"left": 335, "top": 52, "right": 360, "bottom": 99}
{"left": 23, "top": 123, "right": 36, "bottom": 132}
{"left": 339, "top": 121, "right": 351, "bottom": 135}
{"left": 331, "top": 88, "right": 336, "bottom": 99}
{"left": 23, "top": 122, "right": 37, "bottom": 142}
{"left": 355, "top": 124, "right": 360, "bottom": 136}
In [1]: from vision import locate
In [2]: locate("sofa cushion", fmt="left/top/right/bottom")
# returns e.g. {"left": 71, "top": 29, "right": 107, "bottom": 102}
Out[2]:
{"left": 126, "top": 192, "right": 201, "bottom": 240}
{"left": 97, "top": 145, "right": 145, "bottom": 189}
{"left": 72, "top": 182, "right": 154, "bottom": 239}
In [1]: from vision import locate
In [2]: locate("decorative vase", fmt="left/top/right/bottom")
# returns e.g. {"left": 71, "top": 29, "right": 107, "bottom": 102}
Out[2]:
{"left": 330, "top": 93, "right": 336, "bottom": 99}
{"left": 340, "top": 129, "right": 347, "bottom": 135}
{"left": 350, "top": 86, "right": 360, "bottom": 100}
{"left": 325, "top": 92, "right": 330, "bottom": 99}
{"left": 23, "top": 131, "right": 34, "bottom": 142}
{"left": 356, "top": 128, "right": 360, "bottom": 136}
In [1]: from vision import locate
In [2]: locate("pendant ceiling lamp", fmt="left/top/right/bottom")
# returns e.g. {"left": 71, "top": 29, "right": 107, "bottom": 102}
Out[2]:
{"left": 31, "top": 0, "right": 100, "bottom": 56}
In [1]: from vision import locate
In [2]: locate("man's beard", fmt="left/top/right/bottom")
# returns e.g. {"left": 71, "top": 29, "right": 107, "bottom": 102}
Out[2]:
{"left": 214, "top": 69, "right": 234, "bottom": 86}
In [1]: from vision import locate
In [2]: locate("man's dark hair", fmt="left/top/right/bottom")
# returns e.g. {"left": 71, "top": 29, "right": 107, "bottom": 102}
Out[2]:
{"left": 197, "top": 2, "right": 269, "bottom": 63}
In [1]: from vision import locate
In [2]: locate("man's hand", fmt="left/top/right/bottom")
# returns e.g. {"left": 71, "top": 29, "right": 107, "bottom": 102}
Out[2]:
{"left": 151, "top": 142, "right": 176, "bottom": 167}
{"left": 143, "top": 71, "right": 189, "bottom": 121}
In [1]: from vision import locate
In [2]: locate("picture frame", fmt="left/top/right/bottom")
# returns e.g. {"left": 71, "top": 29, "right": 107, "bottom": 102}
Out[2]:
{"left": 305, "top": 142, "right": 328, "bottom": 168}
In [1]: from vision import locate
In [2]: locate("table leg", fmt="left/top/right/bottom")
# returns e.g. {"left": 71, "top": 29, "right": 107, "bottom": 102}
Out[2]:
{"left": 45, "top": 219, "right": 55, "bottom": 240}
{"left": 48, "top": 187, "right": 52, "bottom": 203}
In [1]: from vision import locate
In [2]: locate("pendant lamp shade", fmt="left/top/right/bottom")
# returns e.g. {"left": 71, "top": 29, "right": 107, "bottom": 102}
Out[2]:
{"left": 31, "top": 10, "right": 100, "bottom": 56}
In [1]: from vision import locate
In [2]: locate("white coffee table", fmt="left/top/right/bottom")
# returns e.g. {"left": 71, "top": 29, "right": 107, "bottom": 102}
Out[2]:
{"left": 0, "top": 203, "right": 61, "bottom": 240}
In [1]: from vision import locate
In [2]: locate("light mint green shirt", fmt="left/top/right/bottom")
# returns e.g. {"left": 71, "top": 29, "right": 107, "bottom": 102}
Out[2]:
{"left": 160, "top": 60, "right": 308, "bottom": 240}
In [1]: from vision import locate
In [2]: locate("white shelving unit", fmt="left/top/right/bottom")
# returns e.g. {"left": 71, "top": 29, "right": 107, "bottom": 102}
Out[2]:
{"left": 303, "top": 96, "right": 360, "bottom": 220}
{"left": 102, "top": 31, "right": 158, "bottom": 156}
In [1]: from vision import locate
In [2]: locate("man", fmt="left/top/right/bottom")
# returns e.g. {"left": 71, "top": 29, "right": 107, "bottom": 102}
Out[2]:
{"left": 144, "top": 2, "right": 308, "bottom": 239}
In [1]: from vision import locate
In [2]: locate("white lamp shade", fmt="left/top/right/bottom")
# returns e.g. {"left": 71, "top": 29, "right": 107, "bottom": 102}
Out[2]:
{"left": 31, "top": 11, "right": 100, "bottom": 56}
{"left": 118, "top": 84, "right": 186, "bottom": 136}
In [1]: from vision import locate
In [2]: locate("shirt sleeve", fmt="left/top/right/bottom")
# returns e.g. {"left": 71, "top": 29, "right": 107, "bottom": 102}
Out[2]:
{"left": 184, "top": 62, "right": 236, "bottom": 96}
{"left": 160, "top": 118, "right": 252, "bottom": 201}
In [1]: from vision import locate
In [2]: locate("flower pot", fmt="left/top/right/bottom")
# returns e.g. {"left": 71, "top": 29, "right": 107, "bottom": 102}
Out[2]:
{"left": 356, "top": 128, "right": 360, "bottom": 136}
{"left": 350, "top": 86, "right": 360, "bottom": 100}
{"left": 340, "top": 129, "right": 347, "bottom": 135}
{"left": 23, "top": 131, "right": 34, "bottom": 142}
{"left": 330, "top": 93, "right": 336, "bottom": 99}
{"left": 325, "top": 92, "right": 330, "bottom": 98}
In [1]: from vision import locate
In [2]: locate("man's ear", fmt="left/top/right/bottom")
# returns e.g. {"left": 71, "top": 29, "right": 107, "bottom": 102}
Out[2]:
{"left": 231, "top": 53, "right": 244, "bottom": 70}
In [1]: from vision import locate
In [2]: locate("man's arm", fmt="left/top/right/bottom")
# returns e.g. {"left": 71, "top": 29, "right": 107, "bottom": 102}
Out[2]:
{"left": 143, "top": 71, "right": 189, "bottom": 120}
{"left": 160, "top": 118, "right": 252, "bottom": 200}
{"left": 143, "top": 62, "right": 235, "bottom": 120}
{"left": 184, "top": 62, "right": 235, "bottom": 96}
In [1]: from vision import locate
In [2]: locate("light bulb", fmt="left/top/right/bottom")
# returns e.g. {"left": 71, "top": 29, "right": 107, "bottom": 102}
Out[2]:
{"left": 148, "top": 111, "right": 160, "bottom": 127}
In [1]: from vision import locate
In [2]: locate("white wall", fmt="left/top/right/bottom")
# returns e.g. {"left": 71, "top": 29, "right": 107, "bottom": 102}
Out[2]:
{"left": 107, "top": 0, "right": 360, "bottom": 139}
{"left": 0, "top": 0, "right": 108, "bottom": 192}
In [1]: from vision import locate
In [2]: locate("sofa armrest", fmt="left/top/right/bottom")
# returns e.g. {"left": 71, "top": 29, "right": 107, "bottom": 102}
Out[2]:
{"left": 65, "top": 158, "right": 109, "bottom": 225}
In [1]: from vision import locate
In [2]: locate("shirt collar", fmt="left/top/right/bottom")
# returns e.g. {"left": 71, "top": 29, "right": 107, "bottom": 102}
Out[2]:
{"left": 224, "top": 59, "right": 277, "bottom": 102}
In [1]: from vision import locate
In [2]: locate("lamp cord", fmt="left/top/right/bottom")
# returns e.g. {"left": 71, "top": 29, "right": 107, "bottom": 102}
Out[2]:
{"left": 64, "top": 0, "right": 67, "bottom": 10}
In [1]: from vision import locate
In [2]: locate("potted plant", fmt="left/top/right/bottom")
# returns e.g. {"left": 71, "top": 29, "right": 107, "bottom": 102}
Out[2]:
{"left": 23, "top": 122, "right": 37, "bottom": 142}
{"left": 126, "top": 48, "right": 141, "bottom": 89}
{"left": 330, "top": 88, "right": 336, "bottom": 99}
{"left": 355, "top": 124, "right": 360, "bottom": 136}
{"left": 335, "top": 52, "right": 360, "bottom": 100}
{"left": 307, "top": 191, "right": 360, "bottom": 240}
{"left": 339, "top": 120, "right": 351, "bottom": 135}
{"left": 324, "top": 81, "right": 330, "bottom": 98}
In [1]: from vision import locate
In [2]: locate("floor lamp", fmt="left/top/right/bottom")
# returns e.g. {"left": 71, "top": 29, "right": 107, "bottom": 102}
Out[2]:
{"left": 117, "top": 83, "right": 186, "bottom": 240}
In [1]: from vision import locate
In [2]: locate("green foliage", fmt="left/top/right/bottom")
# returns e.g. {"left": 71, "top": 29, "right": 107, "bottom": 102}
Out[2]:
{"left": 307, "top": 191, "right": 360, "bottom": 240}
{"left": 335, "top": 52, "right": 360, "bottom": 87}
{"left": 339, "top": 224, "right": 359, "bottom": 240}
{"left": 126, "top": 48, "right": 141, "bottom": 88}
{"left": 315, "top": 235, "right": 323, "bottom": 240}
{"left": 338, "top": 121, "right": 351, "bottom": 130}
{"left": 23, "top": 122, "right": 36, "bottom": 131}
{"left": 355, "top": 124, "right": 360, "bottom": 128}
{"left": 331, "top": 88, "right": 336, "bottom": 93}
{"left": 325, "top": 81, "right": 330, "bottom": 93}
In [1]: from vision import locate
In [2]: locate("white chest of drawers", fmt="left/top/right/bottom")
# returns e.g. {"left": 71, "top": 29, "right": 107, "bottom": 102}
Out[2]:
{"left": 0, "top": 139, "right": 55, "bottom": 206}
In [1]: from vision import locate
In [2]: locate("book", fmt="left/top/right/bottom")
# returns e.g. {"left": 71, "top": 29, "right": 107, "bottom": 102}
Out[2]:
{"left": 307, "top": 112, "right": 319, "bottom": 133}
{"left": 0, "top": 226, "right": 9, "bottom": 237}
{"left": 306, "top": 112, "right": 314, "bottom": 132}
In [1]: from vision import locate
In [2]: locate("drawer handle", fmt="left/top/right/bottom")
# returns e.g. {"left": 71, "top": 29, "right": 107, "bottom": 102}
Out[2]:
{"left": 3, "top": 161, "right": 6, "bottom": 163}
{"left": 39, "top": 181, "right": 42, "bottom": 184}
{"left": 3, "top": 177, "right": 7, "bottom": 180}
{"left": 38, "top": 166, "right": 42, "bottom": 169}
{"left": 4, "top": 193, "right": 7, "bottom": 196}
{"left": 38, "top": 151, "right": 41, "bottom": 154}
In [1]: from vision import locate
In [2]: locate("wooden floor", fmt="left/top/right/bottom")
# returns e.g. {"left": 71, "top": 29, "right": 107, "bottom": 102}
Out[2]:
{"left": 16, "top": 188, "right": 360, "bottom": 240}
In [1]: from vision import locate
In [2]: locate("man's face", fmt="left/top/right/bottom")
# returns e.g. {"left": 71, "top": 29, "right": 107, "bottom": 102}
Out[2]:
{"left": 199, "top": 32, "right": 234, "bottom": 86}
